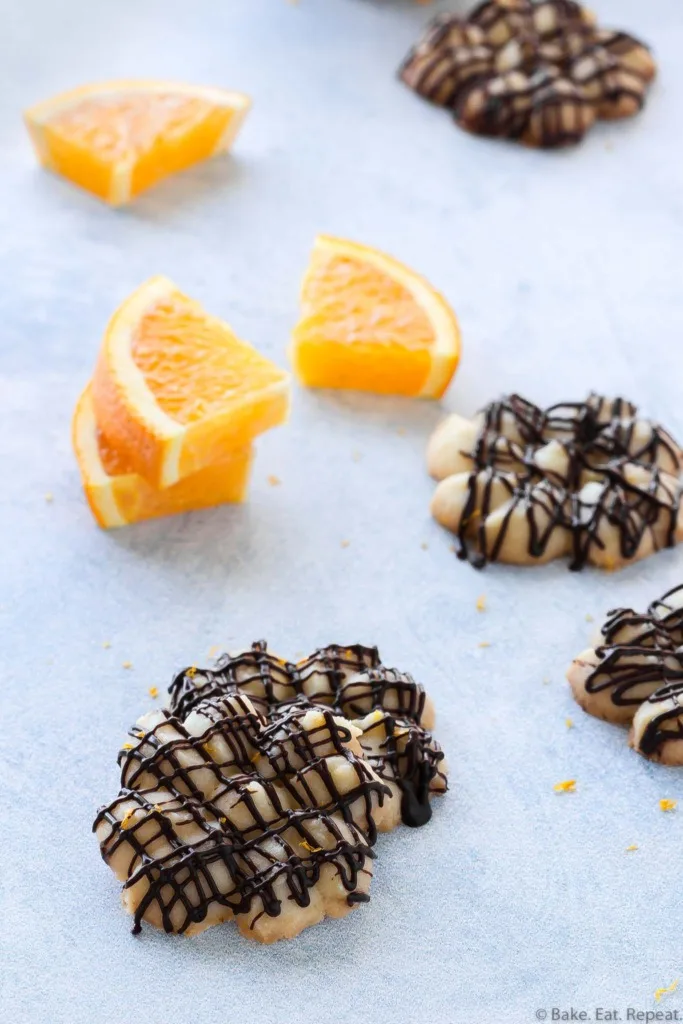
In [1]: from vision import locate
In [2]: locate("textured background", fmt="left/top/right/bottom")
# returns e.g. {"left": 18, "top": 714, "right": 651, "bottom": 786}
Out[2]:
{"left": 1, "top": 1, "right": 683, "bottom": 1022}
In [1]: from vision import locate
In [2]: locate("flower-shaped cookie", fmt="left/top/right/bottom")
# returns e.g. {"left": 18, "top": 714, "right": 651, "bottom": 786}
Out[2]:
{"left": 399, "top": 0, "right": 656, "bottom": 147}
{"left": 427, "top": 393, "right": 683, "bottom": 570}
{"left": 94, "top": 643, "right": 447, "bottom": 942}
{"left": 568, "top": 585, "right": 683, "bottom": 764}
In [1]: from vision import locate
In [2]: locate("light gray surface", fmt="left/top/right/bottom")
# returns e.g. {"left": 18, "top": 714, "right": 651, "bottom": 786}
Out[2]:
{"left": 1, "top": 1, "right": 683, "bottom": 1022}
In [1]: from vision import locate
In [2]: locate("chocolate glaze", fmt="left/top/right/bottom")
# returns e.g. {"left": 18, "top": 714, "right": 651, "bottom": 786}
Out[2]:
{"left": 94, "top": 644, "right": 447, "bottom": 935}
{"left": 453, "top": 393, "right": 681, "bottom": 570}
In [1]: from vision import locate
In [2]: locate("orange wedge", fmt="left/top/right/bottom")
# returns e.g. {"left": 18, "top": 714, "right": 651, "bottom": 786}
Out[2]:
{"left": 289, "top": 236, "right": 461, "bottom": 398}
{"left": 73, "top": 387, "right": 253, "bottom": 528}
{"left": 24, "top": 80, "right": 251, "bottom": 205}
{"left": 91, "top": 276, "right": 290, "bottom": 489}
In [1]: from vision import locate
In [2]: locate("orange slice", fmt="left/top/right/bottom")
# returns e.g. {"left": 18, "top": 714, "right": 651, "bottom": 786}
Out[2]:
{"left": 289, "top": 236, "right": 461, "bottom": 398}
{"left": 73, "top": 387, "right": 253, "bottom": 528}
{"left": 24, "top": 80, "right": 251, "bottom": 205}
{"left": 91, "top": 276, "right": 290, "bottom": 489}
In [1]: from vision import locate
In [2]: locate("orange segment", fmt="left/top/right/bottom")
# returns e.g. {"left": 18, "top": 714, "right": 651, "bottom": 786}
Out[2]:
{"left": 73, "top": 387, "right": 253, "bottom": 528}
{"left": 290, "top": 236, "right": 461, "bottom": 398}
{"left": 24, "top": 81, "right": 251, "bottom": 205}
{"left": 91, "top": 276, "right": 290, "bottom": 488}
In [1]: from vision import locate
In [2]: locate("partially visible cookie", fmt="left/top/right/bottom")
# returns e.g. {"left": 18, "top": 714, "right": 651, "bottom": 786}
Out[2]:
{"left": 568, "top": 585, "right": 683, "bottom": 764}
{"left": 428, "top": 393, "right": 683, "bottom": 570}
{"left": 399, "top": 0, "right": 656, "bottom": 148}
{"left": 630, "top": 682, "right": 683, "bottom": 765}
{"left": 94, "top": 643, "right": 448, "bottom": 942}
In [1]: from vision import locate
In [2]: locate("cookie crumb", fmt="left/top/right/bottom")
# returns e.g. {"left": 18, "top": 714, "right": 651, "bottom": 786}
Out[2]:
{"left": 553, "top": 779, "right": 576, "bottom": 793}
{"left": 476, "top": 594, "right": 486, "bottom": 612}
{"left": 102, "top": 641, "right": 112, "bottom": 649}
{"left": 478, "top": 641, "right": 491, "bottom": 649}
{"left": 122, "top": 661, "right": 133, "bottom": 670}
{"left": 625, "top": 844, "right": 638, "bottom": 852}
{"left": 449, "top": 543, "right": 457, "bottom": 553}
{"left": 267, "top": 475, "right": 281, "bottom": 487}
{"left": 565, "top": 717, "right": 574, "bottom": 729}
{"left": 396, "top": 427, "right": 406, "bottom": 436}
{"left": 420, "top": 542, "right": 429, "bottom": 550}
{"left": 341, "top": 540, "right": 350, "bottom": 548}
{"left": 148, "top": 686, "right": 159, "bottom": 699}
{"left": 655, "top": 980, "right": 679, "bottom": 1003}
{"left": 659, "top": 798, "right": 677, "bottom": 812}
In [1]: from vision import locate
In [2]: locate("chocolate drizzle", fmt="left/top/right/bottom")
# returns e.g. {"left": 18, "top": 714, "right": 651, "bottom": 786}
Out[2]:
{"left": 451, "top": 393, "right": 682, "bottom": 570}
{"left": 168, "top": 644, "right": 446, "bottom": 825}
{"left": 586, "top": 585, "right": 683, "bottom": 709}
{"left": 94, "top": 643, "right": 447, "bottom": 938}
{"left": 572, "top": 585, "right": 683, "bottom": 763}
{"left": 399, "top": 0, "right": 656, "bottom": 148}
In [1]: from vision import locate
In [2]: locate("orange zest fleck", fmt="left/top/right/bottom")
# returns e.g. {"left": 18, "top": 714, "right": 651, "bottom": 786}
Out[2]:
{"left": 476, "top": 595, "right": 486, "bottom": 612}
{"left": 553, "top": 779, "right": 576, "bottom": 793}
{"left": 655, "top": 980, "right": 679, "bottom": 1003}
{"left": 300, "top": 840, "right": 323, "bottom": 854}
{"left": 120, "top": 809, "right": 136, "bottom": 830}
{"left": 148, "top": 686, "right": 159, "bottom": 699}
{"left": 660, "top": 798, "right": 677, "bottom": 812}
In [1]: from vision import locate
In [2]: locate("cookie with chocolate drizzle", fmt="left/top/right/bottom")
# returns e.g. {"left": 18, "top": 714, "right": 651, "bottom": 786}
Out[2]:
{"left": 568, "top": 585, "right": 683, "bottom": 764}
{"left": 428, "top": 393, "right": 683, "bottom": 571}
{"left": 94, "top": 643, "right": 447, "bottom": 942}
{"left": 399, "top": 0, "right": 656, "bottom": 147}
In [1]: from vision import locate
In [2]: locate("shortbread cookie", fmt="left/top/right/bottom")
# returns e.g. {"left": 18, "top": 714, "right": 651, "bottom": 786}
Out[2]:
{"left": 568, "top": 585, "right": 683, "bottom": 764}
{"left": 399, "top": 0, "right": 656, "bottom": 148}
{"left": 428, "top": 393, "right": 683, "bottom": 570}
{"left": 94, "top": 643, "right": 447, "bottom": 942}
